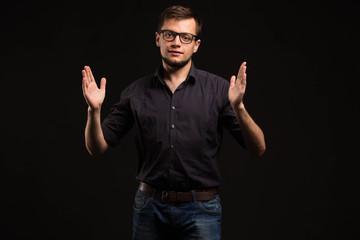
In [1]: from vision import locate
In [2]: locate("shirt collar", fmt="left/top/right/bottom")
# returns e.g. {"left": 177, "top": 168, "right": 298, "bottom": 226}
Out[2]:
{"left": 154, "top": 62, "right": 197, "bottom": 86}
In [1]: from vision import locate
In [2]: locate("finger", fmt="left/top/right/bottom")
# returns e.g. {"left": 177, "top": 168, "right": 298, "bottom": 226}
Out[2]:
{"left": 242, "top": 63, "right": 247, "bottom": 84}
{"left": 238, "top": 64, "right": 247, "bottom": 87}
{"left": 83, "top": 66, "right": 91, "bottom": 84}
{"left": 87, "top": 66, "right": 96, "bottom": 82}
{"left": 82, "top": 69, "right": 86, "bottom": 78}
{"left": 229, "top": 75, "right": 236, "bottom": 88}
{"left": 100, "top": 77, "right": 106, "bottom": 91}
{"left": 82, "top": 77, "right": 87, "bottom": 93}
{"left": 236, "top": 63, "right": 243, "bottom": 79}
{"left": 237, "top": 62, "right": 246, "bottom": 80}
{"left": 85, "top": 66, "right": 93, "bottom": 83}
{"left": 82, "top": 69, "right": 89, "bottom": 84}
{"left": 242, "top": 62, "right": 247, "bottom": 76}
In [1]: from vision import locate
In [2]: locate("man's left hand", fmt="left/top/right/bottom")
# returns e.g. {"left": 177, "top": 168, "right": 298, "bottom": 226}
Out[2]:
{"left": 228, "top": 62, "right": 247, "bottom": 109}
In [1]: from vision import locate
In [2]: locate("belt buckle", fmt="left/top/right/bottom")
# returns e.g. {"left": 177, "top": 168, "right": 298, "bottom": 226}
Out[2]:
{"left": 161, "top": 191, "right": 169, "bottom": 202}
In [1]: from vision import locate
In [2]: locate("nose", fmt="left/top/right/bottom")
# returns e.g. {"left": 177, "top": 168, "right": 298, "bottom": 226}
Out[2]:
{"left": 171, "top": 34, "right": 181, "bottom": 46}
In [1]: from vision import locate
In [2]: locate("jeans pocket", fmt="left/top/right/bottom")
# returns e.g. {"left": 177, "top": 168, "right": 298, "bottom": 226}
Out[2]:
{"left": 133, "top": 189, "right": 150, "bottom": 211}
{"left": 197, "top": 194, "right": 222, "bottom": 215}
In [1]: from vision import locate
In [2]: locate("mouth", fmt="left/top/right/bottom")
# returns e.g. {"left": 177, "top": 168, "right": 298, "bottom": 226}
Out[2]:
{"left": 168, "top": 50, "right": 183, "bottom": 56}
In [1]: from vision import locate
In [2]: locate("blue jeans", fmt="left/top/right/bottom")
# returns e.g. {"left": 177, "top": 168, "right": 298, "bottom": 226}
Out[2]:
{"left": 132, "top": 189, "right": 222, "bottom": 240}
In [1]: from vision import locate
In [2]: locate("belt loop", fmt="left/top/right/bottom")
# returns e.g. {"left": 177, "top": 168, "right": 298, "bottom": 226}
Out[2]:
{"left": 191, "top": 190, "right": 197, "bottom": 202}
{"left": 161, "top": 191, "right": 168, "bottom": 202}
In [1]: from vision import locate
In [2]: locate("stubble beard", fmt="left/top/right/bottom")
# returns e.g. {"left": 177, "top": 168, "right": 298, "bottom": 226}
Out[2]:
{"left": 162, "top": 55, "right": 192, "bottom": 69}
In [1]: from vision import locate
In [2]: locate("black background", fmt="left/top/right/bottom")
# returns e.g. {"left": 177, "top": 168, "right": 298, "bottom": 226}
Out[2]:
{"left": 1, "top": 0, "right": 359, "bottom": 239}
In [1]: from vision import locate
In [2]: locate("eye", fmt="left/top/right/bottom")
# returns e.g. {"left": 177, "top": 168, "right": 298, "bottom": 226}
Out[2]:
{"left": 181, "top": 34, "right": 192, "bottom": 42}
{"left": 164, "top": 31, "right": 174, "bottom": 37}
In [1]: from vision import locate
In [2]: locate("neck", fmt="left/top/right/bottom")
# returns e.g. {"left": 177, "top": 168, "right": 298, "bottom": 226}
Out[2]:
{"left": 162, "top": 59, "right": 192, "bottom": 83}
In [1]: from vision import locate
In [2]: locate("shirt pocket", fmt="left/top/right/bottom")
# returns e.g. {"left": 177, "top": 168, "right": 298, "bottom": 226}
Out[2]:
{"left": 137, "top": 99, "right": 168, "bottom": 143}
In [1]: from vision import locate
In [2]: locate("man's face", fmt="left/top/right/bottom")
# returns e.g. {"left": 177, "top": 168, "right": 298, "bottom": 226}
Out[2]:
{"left": 156, "top": 18, "right": 201, "bottom": 69}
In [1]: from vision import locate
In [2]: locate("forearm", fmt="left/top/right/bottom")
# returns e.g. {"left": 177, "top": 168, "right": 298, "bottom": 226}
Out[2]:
{"left": 85, "top": 107, "right": 109, "bottom": 156}
{"left": 233, "top": 104, "right": 266, "bottom": 157}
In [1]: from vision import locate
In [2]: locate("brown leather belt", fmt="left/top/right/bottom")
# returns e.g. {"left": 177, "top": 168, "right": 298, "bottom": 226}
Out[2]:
{"left": 138, "top": 182, "right": 218, "bottom": 203}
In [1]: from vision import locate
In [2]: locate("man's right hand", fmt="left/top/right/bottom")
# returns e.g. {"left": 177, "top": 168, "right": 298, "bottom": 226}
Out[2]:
{"left": 82, "top": 66, "right": 106, "bottom": 111}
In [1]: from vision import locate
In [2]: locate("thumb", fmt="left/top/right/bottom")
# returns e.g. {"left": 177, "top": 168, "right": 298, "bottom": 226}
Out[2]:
{"left": 100, "top": 77, "right": 106, "bottom": 91}
{"left": 229, "top": 75, "right": 236, "bottom": 89}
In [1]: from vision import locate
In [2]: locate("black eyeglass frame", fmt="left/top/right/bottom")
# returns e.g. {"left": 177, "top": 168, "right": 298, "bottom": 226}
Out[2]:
{"left": 159, "top": 29, "right": 200, "bottom": 44}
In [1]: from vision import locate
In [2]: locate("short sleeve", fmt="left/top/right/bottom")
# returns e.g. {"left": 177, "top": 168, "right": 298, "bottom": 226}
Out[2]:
{"left": 101, "top": 86, "right": 135, "bottom": 147}
{"left": 218, "top": 80, "right": 246, "bottom": 149}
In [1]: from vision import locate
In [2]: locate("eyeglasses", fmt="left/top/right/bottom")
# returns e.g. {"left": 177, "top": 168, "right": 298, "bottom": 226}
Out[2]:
{"left": 159, "top": 30, "right": 199, "bottom": 44}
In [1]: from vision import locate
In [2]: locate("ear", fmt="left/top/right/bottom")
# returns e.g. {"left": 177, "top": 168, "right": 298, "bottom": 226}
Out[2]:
{"left": 193, "top": 39, "right": 201, "bottom": 53}
{"left": 155, "top": 32, "right": 160, "bottom": 47}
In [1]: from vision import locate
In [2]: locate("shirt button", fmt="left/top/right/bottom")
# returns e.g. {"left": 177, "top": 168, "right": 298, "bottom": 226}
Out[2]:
{"left": 172, "top": 106, "right": 176, "bottom": 110}
{"left": 170, "top": 144, "right": 174, "bottom": 149}
{"left": 171, "top": 124, "right": 175, "bottom": 129}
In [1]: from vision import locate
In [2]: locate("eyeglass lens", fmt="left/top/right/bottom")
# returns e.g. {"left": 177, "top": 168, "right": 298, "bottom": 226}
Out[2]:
{"left": 162, "top": 30, "right": 194, "bottom": 44}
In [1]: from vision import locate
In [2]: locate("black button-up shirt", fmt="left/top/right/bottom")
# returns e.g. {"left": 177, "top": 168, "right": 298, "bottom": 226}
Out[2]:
{"left": 101, "top": 63, "right": 245, "bottom": 191}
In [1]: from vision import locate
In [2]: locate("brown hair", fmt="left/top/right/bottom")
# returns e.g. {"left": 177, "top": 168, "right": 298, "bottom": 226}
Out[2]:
{"left": 158, "top": 5, "right": 203, "bottom": 37}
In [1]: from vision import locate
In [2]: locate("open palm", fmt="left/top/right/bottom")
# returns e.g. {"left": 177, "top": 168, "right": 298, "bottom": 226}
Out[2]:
{"left": 82, "top": 66, "right": 106, "bottom": 110}
{"left": 228, "top": 62, "right": 247, "bottom": 109}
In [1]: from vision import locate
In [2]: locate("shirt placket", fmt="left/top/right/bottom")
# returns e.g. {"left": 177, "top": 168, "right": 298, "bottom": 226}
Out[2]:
{"left": 170, "top": 91, "right": 178, "bottom": 156}
{"left": 168, "top": 89, "right": 180, "bottom": 189}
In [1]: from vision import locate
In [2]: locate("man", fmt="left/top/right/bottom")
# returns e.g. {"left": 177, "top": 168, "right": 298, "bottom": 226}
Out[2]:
{"left": 82, "top": 5, "right": 265, "bottom": 240}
